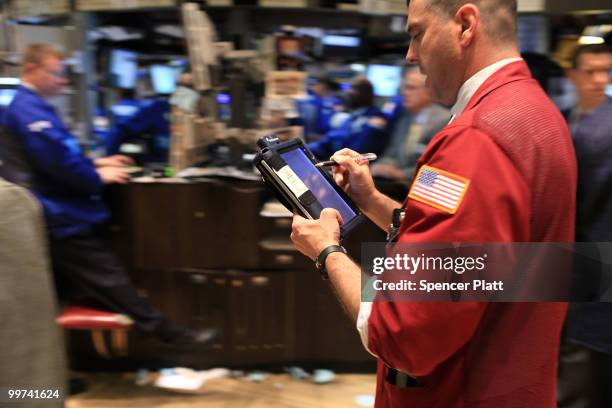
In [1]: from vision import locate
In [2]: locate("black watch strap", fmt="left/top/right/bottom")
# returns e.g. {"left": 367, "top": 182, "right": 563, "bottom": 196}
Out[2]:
{"left": 315, "top": 245, "right": 347, "bottom": 279}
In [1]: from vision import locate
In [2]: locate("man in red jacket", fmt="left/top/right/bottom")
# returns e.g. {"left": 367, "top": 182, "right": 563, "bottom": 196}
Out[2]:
{"left": 290, "top": 0, "right": 576, "bottom": 406}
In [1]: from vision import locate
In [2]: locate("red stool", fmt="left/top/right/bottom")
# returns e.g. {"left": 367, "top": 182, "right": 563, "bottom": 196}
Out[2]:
{"left": 56, "top": 306, "right": 134, "bottom": 358}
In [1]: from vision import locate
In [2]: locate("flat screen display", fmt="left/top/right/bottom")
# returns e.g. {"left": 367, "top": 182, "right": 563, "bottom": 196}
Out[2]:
{"left": 367, "top": 64, "right": 402, "bottom": 97}
{"left": 151, "top": 64, "right": 179, "bottom": 94}
{"left": 322, "top": 35, "right": 361, "bottom": 48}
{"left": 280, "top": 147, "right": 357, "bottom": 223}
{"left": 0, "top": 89, "right": 17, "bottom": 107}
{"left": 320, "top": 35, "right": 363, "bottom": 60}
{"left": 109, "top": 49, "right": 138, "bottom": 89}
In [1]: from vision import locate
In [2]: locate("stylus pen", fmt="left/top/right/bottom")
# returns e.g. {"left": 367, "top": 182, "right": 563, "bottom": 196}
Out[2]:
{"left": 315, "top": 153, "right": 378, "bottom": 168}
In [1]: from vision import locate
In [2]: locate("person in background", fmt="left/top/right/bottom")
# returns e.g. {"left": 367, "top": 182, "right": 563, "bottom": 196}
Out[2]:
{"left": 566, "top": 44, "right": 612, "bottom": 132}
{"left": 371, "top": 67, "right": 450, "bottom": 181}
{"left": 104, "top": 88, "right": 141, "bottom": 154}
{"left": 308, "top": 76, "right": 389, "bottom": 160}
{"left": 521, "top": 51, "right": 574, "bottom": 113}
{"left": 558, "top": 43, "right": 612, "bottom": 408}
{"left": 107, "top": 71, "right": 172, "bottom": 164}
{"left": 290, "top": 0, "right": 576, "bottom": 406}
{"left": 108, "top": 97, "right": 171, "bottom": 163}
{"left": 2, "top": 43, "right": 214, "bottom": 346}
{"left": 310, "top": 76, "right": 343, "bottom": 135}
{"left": 297, "top": 77, "right": 342, "bottom": 139}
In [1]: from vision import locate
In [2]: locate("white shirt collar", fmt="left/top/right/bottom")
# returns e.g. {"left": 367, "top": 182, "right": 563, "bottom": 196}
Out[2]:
{"left": 450, "top": 58, "right": 523, "bottom": 120}
{"left": 21, "top": 81, "right": 37, "bottom": 92}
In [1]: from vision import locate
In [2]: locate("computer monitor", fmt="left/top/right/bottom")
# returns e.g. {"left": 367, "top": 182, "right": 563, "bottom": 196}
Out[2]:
{"left": 216, "top": 92, "right": 231, "bottom": 120}
{"left": 150, "top": 64, "right": 180, "bottom": 94}
{"left": 108, "top": 49, "right": 138, "bottom": 89}
{"left": 366, "top": 64, "right": 402, "bottom": 97}
{"left": 0, "top": 89, "right": 17, "bottom": 107}
{"left": 320, "top": 35, "right": 363, "bottom": 60}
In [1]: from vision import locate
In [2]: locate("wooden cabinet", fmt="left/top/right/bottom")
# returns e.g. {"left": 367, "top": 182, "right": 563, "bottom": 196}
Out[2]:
{"left": 104, "top": 179, "right": 380, "bottom": 369}
{"left": 132, "top": 184, "right": 181, "bottom": 270}
{"left": 169, "top": 269, "right": 232, "bottom": 367}
{"left": 177, "top": 181, "right": 262, "bottom": 269}
{"left": 167, "top": 268, "right": 296, "bottom": 366}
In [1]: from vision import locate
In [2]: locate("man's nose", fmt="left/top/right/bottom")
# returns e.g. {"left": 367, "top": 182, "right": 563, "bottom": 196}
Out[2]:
{"left": 405, "top": 42, "right": 418, "bottom": 65}
{"left": 593, "top": 70, "right": 610, "bottom": 85}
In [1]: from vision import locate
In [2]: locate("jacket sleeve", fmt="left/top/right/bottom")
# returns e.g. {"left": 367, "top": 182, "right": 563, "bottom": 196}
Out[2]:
{"left": 9, "top": 104, "right": 103, "bottom": 195}
{"left": 346, "top": 117, "right": 389, "bottom": 157}
{"left": 366, "top": 126, "right": 531, "bottom": 376}
{"left": 308, "top": 127, "right": 347, "bottom": 160}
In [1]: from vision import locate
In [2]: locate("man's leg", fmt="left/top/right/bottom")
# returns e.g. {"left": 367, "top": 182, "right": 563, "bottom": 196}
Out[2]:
{"left": 49, "top": 228, "right": 180, "bottom": 341}
{"left": 557, "top": 340, "right": 612, "bottom": 408}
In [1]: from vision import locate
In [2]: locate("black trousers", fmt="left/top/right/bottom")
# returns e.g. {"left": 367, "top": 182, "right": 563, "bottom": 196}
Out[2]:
{"left": 49, "top": 226, "right": 178, "bottom": 340}
{"left": 558, "top": 341, "right": 612, "bottom": 408}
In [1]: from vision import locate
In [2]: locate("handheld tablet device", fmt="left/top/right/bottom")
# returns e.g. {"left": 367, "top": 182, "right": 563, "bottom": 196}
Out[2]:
{"left": 254, "top": 136, "right": 364, "bottom": 238}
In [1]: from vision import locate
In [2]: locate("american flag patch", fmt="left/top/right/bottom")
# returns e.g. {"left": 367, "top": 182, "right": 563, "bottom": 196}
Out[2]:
{"left": 408, "top": 166, "right": 470, "bottom": 214}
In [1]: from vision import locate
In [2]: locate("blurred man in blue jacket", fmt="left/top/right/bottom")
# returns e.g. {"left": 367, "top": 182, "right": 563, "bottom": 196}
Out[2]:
{"left": 311, "top": 76, "right": 343, "bottom": 135}
{"left": 3, "top": 44, "right": 212, "bottom": 345}
{"left": 107, "top": 97, "right": 171, "bottom": 163}
{"left": 308, "top": 77, "right": 389, "bottom": 160}
{"left": 297, "top": 76, "right": 343, "bottom": 139}
{"left": 558, "top": 43, "right": 612, "bottom": 408}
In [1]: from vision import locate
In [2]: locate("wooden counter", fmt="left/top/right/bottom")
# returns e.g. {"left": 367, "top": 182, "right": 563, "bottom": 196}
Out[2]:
{"left": 70, "top": 178, "right": 406, "bottom": 370}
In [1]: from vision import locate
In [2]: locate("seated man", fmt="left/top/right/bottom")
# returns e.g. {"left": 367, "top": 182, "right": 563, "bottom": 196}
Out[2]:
{"left": 308, "top": 77, "right": 389, "bottom": 160}
{"left": 3, "top": 43, "right": 212, "bottom": 346}
{"left": 296, "top": 76, "right": 343, "bottom": 139}
{"left": 371, "top": 67, "right": 450, "bottom": 181}
{"left": 107, "top": 97, "right": 171, "bottom": 163}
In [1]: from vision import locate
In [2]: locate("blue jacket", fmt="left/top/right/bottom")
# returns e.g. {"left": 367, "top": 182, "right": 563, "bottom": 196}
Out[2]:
{"left": 566, "top": 97, "right": 612, "bottom": 354}
{"left": 307, "top": 106, "right": 389, "bottom": 160}
{"left": 108, "top": 98, "right": 170, "bottom": 162}
{"left": 297, "top": 93, "right": 343, "bottom": 137}
{"left": 104, "top": 98, "right": 141, "bottom": 154}
{"left": 315, "top": 94, "right": 343, "bottom": 135}
{"left": 381, "top": 95, "right": 404, "bottom": 123}
{"left": 4, "top": 85, "right": 108, "bottom": 238}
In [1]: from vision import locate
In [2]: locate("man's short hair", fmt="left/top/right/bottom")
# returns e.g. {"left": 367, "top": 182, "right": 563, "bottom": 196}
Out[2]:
{"left": 351, "top": 76, "right": 375, "bottom": 105}
{"left": 571, "top": 44, "right": 612, "bottom": 69}
{"left": 410, "top": 0, "right": 518, "bottom": 45}
{"left": 22, "top": 44, "right": 64, "bottom": 68}
{"left": 315, "top": 76, "right": 340, "bottom": 92}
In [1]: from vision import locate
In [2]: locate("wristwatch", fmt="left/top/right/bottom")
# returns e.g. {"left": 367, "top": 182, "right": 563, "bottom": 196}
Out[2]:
{"left": 315, "top": 244, "right": 347, "bottom": 280}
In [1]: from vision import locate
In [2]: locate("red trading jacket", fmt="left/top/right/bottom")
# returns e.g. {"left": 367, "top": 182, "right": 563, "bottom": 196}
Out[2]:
{"left": 367, "top": 61, "right": 577, "bottom": 407}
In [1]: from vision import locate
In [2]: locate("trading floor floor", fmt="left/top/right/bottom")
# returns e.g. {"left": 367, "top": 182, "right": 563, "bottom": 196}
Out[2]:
{"left": 66, "top": 373, "right": 376, "bottom": 408}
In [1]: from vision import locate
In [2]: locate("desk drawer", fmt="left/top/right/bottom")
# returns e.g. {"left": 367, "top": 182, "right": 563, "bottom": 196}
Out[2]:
{"left": 259, "top": 216, "right": 292, "bottom": 237}
{"left": 258, "top": 239, "right": 308, "bottom": 269}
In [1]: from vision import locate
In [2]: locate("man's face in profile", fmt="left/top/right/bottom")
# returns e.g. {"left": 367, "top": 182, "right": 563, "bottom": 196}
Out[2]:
{"left": 402, "top": 70, "right": 432, "bottom": 113}
{"left": 29, "top": 56, "right": 68, "bottom": 98}
{"left": 405, "top": 0, "right": 472, "bottom": 107}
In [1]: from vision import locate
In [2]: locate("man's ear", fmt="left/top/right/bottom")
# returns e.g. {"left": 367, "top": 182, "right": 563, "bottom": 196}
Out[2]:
{"left": 454, "top": 4, "right": 479, "bottom": 47}
{"left": 21, "top": 62, "right": 37, "bottom": 75}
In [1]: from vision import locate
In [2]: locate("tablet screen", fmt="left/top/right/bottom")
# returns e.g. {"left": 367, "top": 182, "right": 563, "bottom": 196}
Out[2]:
{"left": 280, "top": 148, "right": 357, "bottom": 223}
